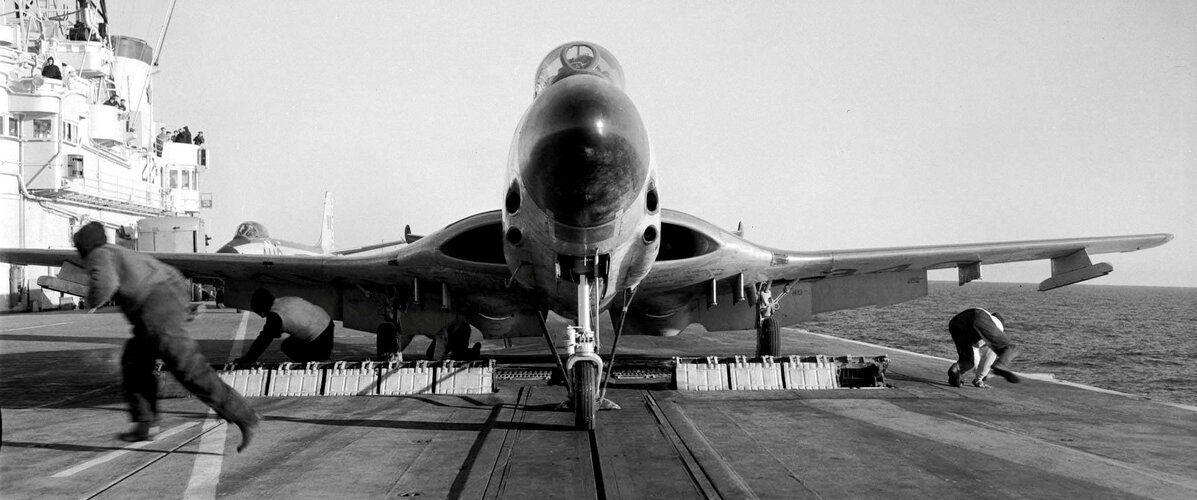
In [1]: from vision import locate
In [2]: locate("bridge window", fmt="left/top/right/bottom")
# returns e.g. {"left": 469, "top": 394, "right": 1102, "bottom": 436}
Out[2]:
{"left": 7, "top": 116, "right": 18, "bottom": 137}
{"left": 32, "top": 119, "right": 52, "bottom": 140}
{"left": 169, "top": 169, "right": 179, "bottom": 189}
{"left": 64, "top": 122, "right": 78, "bottom": 144}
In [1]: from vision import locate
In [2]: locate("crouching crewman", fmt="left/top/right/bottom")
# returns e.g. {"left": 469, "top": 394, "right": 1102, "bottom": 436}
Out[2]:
{"left": 235, "top": 288, "right": 334, "bottom": 364}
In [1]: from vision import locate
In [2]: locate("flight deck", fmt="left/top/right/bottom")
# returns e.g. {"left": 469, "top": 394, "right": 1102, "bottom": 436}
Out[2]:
{"left": 2, "top": 307, "right": 1196, "bottom": 499}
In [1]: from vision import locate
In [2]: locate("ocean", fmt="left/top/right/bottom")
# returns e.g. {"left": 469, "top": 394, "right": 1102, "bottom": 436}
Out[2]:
{"left": 801, "top": 281, "right": 1197, "bottom": 406}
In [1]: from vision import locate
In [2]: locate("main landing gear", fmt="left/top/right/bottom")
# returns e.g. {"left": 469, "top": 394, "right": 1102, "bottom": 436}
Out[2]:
{"left": 754, "top": 282, "right": 788, "bottom": 358}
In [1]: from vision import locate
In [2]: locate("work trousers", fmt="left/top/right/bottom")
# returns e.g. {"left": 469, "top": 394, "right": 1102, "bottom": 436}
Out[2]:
{"left": 121, "top": 281, "right": 256, "bottom": 426}
{"left": 949, "top": 309, "right": 1020, "bottom": 374}
{"left": 281, "top": 321, "right": 335, "bottom": 362}
{"left": 943, "top": 308, "right": 1019, "bottom": 375}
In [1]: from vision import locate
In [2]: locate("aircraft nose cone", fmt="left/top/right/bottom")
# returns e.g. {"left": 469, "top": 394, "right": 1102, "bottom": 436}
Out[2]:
{"left": 519, "top": 75, "right": 650, "bottom": 228}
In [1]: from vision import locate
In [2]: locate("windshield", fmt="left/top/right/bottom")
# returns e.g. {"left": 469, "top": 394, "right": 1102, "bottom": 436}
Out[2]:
{"left": 235, "top": 221, "right": 269, "bottom": 239}
{"left": 534, "top": 41, "right": 625, "bottom": 98}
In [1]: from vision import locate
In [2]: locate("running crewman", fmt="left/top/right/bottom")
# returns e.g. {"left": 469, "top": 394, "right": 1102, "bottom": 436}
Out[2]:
{"left": 74, "top": 222, "right": 259, "bottom": 451}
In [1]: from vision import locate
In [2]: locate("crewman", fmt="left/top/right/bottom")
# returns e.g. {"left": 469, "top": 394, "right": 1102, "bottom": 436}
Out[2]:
{"left": 41, "top": 57, "right": 61, "bottom": 79}
{"left": 235, "top": 288, "right": 334, "bottom": 364}
{"left": 946, "top": 308, "right": 1021, "bottom": 387}
{"left": 72, "top": 222, "right": 259, "bottom": 451}
{"left": 969, "top": 344, "right": 998, "bottom": 388}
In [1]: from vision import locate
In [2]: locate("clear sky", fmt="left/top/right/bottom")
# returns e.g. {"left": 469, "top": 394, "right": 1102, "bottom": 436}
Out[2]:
{"left": 110, "top": 1, "right": 1195, "bottom": 287}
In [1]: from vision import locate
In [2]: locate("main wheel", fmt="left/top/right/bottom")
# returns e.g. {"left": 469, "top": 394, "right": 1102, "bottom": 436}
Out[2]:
{"left": 376, "top": 322, "right": 400, "bottom": 361}
{"left": 572, "top": 362, "right": 598, "bottom": 430}
{"left": 755, "top": 317, "right": 781, "bottom": 357}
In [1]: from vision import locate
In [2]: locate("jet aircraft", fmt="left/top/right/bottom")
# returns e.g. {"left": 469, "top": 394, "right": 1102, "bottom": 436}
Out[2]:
{"left": 0, "top": 42, "right": 1173, "bottom": 430}
{"left": 216, "top": 191, "right": 336, "bottom": 256}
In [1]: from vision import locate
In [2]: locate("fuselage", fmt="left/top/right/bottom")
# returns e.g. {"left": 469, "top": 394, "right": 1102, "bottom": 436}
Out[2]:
{"left": 502, "top": 42, "right": 660, "bottom": 317}
{"left": 215, "top": 221, "right": 326, "bottom": 256}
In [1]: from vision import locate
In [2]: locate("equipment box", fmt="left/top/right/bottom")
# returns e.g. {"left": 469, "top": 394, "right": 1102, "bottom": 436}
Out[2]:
{"left": 269, "top": 362, "right": 324, "bottom": 396}
{"left": 219, "top": 364, "right": 270, "bottom": 397}
{"left": 674, "top": 356, "right": 729, "bottom": 391}
{"left": 728, "top": 355, "right": 784, "bottom": 390}
{"left": 782, "top": 355, "right": 838, "bottom": 390}
{"left": 379, "top": 360, "right": 434, "bottom": 395}
{"left": 324, "top": 361, "right": 378, "bottom": 396}
{"left": 435, "top": 359, "right": 496, "bottom": 394}
{"left": 834, "top": 355, "right": 889, "bottom": 388}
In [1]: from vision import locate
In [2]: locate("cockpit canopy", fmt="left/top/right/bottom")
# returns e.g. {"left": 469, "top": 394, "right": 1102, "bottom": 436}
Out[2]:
{"left": 534, "top": 41, "right": 625, "bottom": 98}
{"left": 235, "top": 221, "right": 269, "bottom": 239}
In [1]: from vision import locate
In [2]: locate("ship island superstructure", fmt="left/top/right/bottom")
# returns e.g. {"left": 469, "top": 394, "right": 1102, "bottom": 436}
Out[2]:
{"left": 0, "top": 1, "right": 208, "bottom": 312}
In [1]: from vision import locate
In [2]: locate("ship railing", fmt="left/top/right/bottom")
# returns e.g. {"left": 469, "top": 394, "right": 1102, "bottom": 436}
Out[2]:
{"left": 59, "top": 175, "right": 166, "bottom": 208}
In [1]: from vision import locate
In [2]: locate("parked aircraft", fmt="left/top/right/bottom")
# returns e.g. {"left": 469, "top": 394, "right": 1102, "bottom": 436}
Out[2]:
{"left": 0, "top": 42, "right": 1172, "bottom": 429}
{"left": 216, "top": 191, "right": 336, "bottom": 256}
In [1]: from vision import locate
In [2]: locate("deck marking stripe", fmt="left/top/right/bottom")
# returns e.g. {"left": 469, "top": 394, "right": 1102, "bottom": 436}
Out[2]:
{"left": 796, "top": 328, "right": 1197, "bottom": 413}
{"left": 816, "top": 400, "right": 1197, "bottom": 497}
{"left": 1, "top": 321, "right": 75, "bottom": 332}
{"left": 51, "top": 422, "right": 199, "bottom": 478}
{"left": 183, "top": 310, "right": 250, "bottom": 499}
{"left": 795, "top": 328, "right": 953, "bottom": 362}
{"left": 946, "top": 411, "right": 1197, "bottom": 488}
{"left": 226, "top": 310, "right": 251, "bottom": 363}
{"left": 183, "top": 417, "right": 227, "bottom": 499}
{"left": 83, "top": 420, "right": 224, "bottom": 499}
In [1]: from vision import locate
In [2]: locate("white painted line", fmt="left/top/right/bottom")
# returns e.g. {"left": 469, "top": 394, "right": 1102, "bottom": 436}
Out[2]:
{"left": 818, "top": 400, "right": 1197, "bottom": 497}
{"left": 793, "top": 328, "right": 1197, "bottom": 413}
{"left": 1, "top": 321, "right": 76, "bottom": 332}
{"left": 183, "top": 311, "right": 251, "bottom": 499}
{"left": 947, "top": 411, "right": 1197, "bottom": 491}
{"left": 183, "top": 418, "right": 228, "bottom": 499}
{"left": 52, "top": 422, "right": 199, "bottom": 478}
{"left": 794, "top": 328, "right": 953, "bottom": 362}
{"left": 227, "top": 310, "right": 250, "bottom": 364}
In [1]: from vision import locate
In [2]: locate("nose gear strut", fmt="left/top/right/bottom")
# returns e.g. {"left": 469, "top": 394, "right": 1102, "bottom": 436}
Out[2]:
{"left": 545, "top": 256, "right": 622, "bottom": 430}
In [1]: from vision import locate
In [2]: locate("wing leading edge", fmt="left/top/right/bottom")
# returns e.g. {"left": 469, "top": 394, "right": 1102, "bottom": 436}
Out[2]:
{"left": 763, "top": 233, "right": 1174, "bottom": 290}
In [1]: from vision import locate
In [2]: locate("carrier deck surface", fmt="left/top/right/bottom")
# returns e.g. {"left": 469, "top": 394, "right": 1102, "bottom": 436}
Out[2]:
{"left": 2, "top": 308, "right": 1195, "bottom": 499}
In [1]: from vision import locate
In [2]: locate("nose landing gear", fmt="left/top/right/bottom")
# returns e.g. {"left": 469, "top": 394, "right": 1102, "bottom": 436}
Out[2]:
{"left": 538, "top": 262, "right": 623, "bottom": 430}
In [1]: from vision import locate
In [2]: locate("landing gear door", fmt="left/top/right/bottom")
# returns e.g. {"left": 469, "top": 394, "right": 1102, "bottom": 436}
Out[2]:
{"left": 770, "top": 282, "right": 813, "bottom": 327}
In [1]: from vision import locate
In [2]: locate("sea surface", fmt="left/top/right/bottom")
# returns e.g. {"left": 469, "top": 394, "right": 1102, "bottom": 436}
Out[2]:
{"left": 801, "top": 281, "right": 1197, "bottom": 406}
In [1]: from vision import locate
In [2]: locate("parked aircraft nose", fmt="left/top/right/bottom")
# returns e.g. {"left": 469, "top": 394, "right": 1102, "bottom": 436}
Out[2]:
{"left": 519, "top": 74, "right": 650, "bottom": 228}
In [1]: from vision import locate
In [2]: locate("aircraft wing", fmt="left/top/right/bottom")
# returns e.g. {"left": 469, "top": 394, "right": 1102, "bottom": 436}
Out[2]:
{"left": 618, "top": 210, "right": 1172, "bottom": 335}
{"left": 0, "top": 211, "right": 514, "bottom": 295}
{"left": 762, "top": 233, "right": 1174, "bottom": 289}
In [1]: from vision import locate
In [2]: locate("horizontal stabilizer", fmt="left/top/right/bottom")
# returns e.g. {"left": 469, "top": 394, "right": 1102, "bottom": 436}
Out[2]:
{"left": 405, "top": 225, "right": 423, "bottom": 243}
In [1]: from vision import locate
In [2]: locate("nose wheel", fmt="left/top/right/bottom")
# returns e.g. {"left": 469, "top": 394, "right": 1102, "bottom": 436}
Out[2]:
{"left": 541, "top": 270, "right": 621, "bottom": 430}
{"left": 572, "top": 361, "right": 598, "bottom": 430}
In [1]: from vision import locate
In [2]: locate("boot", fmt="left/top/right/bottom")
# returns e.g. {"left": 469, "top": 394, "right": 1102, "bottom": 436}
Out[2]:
{"left": 947, "top": 364, "right": 962, "bottom": 387}
{"left": 235, "top": 413, "right": 261, "bottom": 453}
{"left": 118, "top": 421, "right": 159, "bottom": 442}
{"left": 991, "top": 365, "right": 1021, "bottom": 384}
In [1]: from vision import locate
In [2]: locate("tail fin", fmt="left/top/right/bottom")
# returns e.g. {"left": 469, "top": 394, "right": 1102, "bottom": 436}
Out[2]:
{"left": 317, "top": 191, "right": 334, "bottom": 253}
